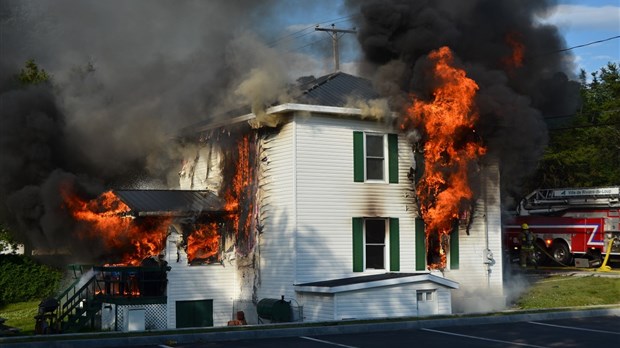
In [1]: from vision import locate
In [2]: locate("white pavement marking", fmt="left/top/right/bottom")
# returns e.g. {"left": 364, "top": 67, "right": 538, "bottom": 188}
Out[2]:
{"left": 300, "top": 336, "right": 360, "bottom": 348}
{"left": 528, "top": 321, "right": 620, "bottom": 334}
{"left": 421, "top": 328, "right": 548, "bottom": 348}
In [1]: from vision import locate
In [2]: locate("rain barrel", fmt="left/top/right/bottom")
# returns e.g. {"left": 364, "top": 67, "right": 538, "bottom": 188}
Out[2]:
{"left": 257, "top": 297, "right": 292, "bottom": 323}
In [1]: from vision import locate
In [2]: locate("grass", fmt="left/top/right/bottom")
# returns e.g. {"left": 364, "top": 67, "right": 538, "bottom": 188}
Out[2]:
{"left": 515, "top": 275, "right": 620, "bottom": 309}
{"left": 0, "top": 300, "right": 39, "bottom": 335}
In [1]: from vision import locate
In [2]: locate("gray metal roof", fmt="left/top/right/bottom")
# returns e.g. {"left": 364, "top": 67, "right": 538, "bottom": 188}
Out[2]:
{"left": 295, "top": 273, "right": 422, "bottom": 287}
{"left": 297, "top": 72, "right": 381, "bottom": 107}
{"left": 113, "top": 190, "right": 225, "bottom": 216}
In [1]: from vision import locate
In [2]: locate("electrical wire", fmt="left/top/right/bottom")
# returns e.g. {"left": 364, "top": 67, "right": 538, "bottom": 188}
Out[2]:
{"left": 268, "top": 14, "right": 357, "bottom": 48}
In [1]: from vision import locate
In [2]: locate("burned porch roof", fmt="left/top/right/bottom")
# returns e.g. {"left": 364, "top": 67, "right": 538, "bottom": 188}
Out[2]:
{"left": 113, "top": 190, "right": 225, "bottom": 217}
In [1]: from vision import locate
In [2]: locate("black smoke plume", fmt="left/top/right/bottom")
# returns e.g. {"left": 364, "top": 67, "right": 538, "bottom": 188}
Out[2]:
{"left": 345, "top": 0, "right": 581, "bottom": 207}
{"left": 0, "top": 0, "right": 342, "bottom": 262}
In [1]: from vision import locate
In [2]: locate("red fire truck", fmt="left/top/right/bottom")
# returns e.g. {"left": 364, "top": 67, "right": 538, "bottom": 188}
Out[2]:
{"left": 504, "top": 186, "right": 620, "bottom": 266}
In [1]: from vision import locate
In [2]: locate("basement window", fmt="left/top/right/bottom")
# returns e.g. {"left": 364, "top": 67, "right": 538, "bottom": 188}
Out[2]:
{"left": 417, "top": 290, "right": 435, "bottom": 302}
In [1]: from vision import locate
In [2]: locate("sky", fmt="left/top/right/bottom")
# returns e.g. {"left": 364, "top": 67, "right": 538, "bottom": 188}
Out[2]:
{"left": 278, "top": 0, "right": 619, "bottom": 78}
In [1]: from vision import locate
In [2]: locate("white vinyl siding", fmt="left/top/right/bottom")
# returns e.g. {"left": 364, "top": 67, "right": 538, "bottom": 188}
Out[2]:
{"left": 293, "top": 114, "right": 416, "bottom": 284}
{"left": 165, "top": 231, "right": 236, "bottom": 328}
{"left": 299, "top": 282, "right": 453, "bottom": 322}
{"left": 256, "top": 122, "right": 297, "bottom": 300}
{"left": 297, "top": 293, "right": 335, "bottom": 322}
{"left": 444, "top": 160, "right": 505, "bottom": 313}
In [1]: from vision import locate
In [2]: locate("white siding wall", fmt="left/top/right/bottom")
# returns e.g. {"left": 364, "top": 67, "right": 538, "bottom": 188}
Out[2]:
{"left": 165, "top": 230, "right": 237, "bottom": 328}
{"left": 444, "top": 161, "right": 505, "bottom": 313}
{"left": 333, "top": 282, "right": 451, "bottom": 320}
{"left": 297, "top": 293, "right": 335, "bottom": 322}
{"left": 256, "top": 122, "right": 297, "bottom": 301}
{"left": 293, "top": 114, "right": 416, "bottom": 284}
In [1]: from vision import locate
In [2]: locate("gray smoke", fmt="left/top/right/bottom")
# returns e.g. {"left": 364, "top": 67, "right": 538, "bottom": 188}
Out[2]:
{"left": 0, "top": 0, "right": 343, "bottom": 261}
{"left": 345, "top": 0, "right": 581, "bottom": 207}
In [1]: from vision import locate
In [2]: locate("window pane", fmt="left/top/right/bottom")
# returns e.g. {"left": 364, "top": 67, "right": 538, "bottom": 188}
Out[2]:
{"left": 366, "top": 135, "right": 384, "bottom": 157}
{"left": 366, "top": 245, "right": 384, "bottom": 269}
{"left": 426, "top": 292, "right": 433, "bottom": 301}
{"left": 417, "top": 292, "right": 423, "bottom": 302}
{"left": 366, "top": 220, "right": 385, "bottom": 243}
{"left": 366, "top": 158, "right": 384, "bottom": 180}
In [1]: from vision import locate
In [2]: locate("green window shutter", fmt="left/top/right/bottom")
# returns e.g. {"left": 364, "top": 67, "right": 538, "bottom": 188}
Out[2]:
{"left": 450, "top": 220, "right": 459, "bottom": 270}
{"left": 352, "top": 217, "right": 364, "bottom": 272}
{"left": 415, "top": 218, "right": 426, "bottom": 271}
{"left": 389, "top": 218, "right": 400, "bottom": 271}
{"left": 388, "top": 134, "right": 399, "bottom": 183}
{"left": 353, "top": 132, "right": 364, "bottom": 182}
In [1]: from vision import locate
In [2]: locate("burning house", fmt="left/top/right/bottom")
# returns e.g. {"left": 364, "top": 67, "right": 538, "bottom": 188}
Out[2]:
{"left": 170, "top": 70, "right": 503, "bottom": 324}
{"left": 1, "top": 0, "right": 580, "bottom": 333}
{"left": 49, "top": 69, "right": 503, "bottom": 331}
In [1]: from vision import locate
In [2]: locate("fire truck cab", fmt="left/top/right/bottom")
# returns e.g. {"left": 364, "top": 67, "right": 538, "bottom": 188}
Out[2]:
{"left": 504, "top": 186, "right": 620, "bottom": 266}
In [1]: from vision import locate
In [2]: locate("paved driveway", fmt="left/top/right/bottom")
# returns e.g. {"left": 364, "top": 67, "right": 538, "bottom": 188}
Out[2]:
{"left": 168, "top": 316, "right": 619, "bottom": 348}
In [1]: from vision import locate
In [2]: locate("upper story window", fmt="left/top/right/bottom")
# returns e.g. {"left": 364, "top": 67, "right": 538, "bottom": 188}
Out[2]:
{"left": 365, "top": 134, "right": 385, "bottom": 181}
{"left": 353, "top": 131, "right": 399, "bottom": 184}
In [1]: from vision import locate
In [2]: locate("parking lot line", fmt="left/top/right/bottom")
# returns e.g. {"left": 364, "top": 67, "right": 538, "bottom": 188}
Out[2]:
{"left": 300, "top": 336, "right": 359, "bottom": 348}
{"left": 421, "top": 328, "right": 548, "bottom": 347}
{"left": 528, "top": 321, "right": 620, "bottom": 334}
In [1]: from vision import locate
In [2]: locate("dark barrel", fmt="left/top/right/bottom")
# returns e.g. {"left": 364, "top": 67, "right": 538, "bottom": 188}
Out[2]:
{"left": 256, "top": 297, "right": 292, "bottom": 323}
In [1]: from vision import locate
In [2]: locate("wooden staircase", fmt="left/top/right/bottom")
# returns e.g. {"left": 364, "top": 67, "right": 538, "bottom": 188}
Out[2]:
{"left": 55, "top": 265, "right": 103, "bottom": 333}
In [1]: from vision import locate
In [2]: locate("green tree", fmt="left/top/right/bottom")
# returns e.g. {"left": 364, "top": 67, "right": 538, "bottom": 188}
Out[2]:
{"left": 16, "top": 59, "right": 50, "bottom": 86}
{"left": 533, "top": 62, "right": 620, "bottom": 188}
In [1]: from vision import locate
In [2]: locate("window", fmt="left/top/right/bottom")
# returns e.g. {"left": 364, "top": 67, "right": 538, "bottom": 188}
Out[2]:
{"left": 365, "top": 134, "right": 385, "bottom": 181}
{"left": 353, "top": 132, "right": 398, "bottom": 183}
{"left": 365, "top": 219, "right": 386, "bottom": 269}
{"left": 352, "top": 217, "right": 399, "bottom": 272}
{"left": 417, "top": 290, "right": 435, "bottom": 302}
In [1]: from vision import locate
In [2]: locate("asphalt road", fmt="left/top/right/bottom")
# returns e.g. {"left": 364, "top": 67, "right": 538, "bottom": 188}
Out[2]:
{"left": 144, "top": 316, "right": 619, "bottom": 348}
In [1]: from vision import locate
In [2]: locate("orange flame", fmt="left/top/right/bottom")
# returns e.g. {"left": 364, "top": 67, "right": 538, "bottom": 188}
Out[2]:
{"left": 62, "top": 188, "right": 169, "bottom": 265}
{"left": 187, "top": 223, "right": 220, "bottom": 263}
{"left": 224, "top": 134, "right": 255, "bottom": 252}
{"left": 502, "top": 32, "right": 525, "bottom": 70}
{"left": 405, "top": 46, "right": 486, "bottom": 269}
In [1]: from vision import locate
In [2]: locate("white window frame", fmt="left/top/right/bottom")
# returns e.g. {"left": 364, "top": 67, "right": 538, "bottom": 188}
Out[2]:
{"left": 364, "top": 133, "right": 388, "bottom": 183}
{"left": 363, "top": 218, "right": 389, "bottom": 271}
{"left": 416, "top": 290, "right": 435, "bottom": 302}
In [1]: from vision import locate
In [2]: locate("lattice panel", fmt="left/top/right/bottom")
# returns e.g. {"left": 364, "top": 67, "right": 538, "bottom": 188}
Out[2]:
{"left": 116, "top": 303, "right": 167, "bottom": 331}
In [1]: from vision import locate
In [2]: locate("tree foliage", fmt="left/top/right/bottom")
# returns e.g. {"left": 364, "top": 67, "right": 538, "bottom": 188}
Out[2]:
{"left": 16, "top": 59, "right": 50, "bottom": 86}
{"left": 532, "top": 62, "right": 620, "bottom": 188}
{"left": 0, "top": 255, "right": 62, "bottom": 305}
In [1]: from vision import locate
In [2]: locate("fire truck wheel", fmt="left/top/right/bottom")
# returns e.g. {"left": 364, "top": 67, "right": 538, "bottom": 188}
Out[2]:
{"left": 551, "top": 242, "right": 572, "bottom": 265}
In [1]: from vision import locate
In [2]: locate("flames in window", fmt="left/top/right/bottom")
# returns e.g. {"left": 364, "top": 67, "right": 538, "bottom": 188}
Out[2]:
{"left": 403, "top": 47, "right": 486, "bottom": 270}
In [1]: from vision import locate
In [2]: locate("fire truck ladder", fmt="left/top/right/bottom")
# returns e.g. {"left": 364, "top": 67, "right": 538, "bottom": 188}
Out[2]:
{"left": 519, "top": 186, "right": 620, "bottom": 214}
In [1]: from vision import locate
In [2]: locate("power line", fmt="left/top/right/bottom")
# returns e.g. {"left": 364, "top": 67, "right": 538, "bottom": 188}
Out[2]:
{"left": 268, "top": 14, "right": 356, "bottom": 47}
{"left": 535, "top": 35, "right": 620, "bottom": 57}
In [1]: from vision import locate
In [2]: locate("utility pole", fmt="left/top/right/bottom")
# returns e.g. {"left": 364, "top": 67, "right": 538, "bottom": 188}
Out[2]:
{"left": 315, "top": 24, "right": 356, "bottom": 72}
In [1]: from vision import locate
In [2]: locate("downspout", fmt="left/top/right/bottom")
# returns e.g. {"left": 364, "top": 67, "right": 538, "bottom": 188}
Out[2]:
{"left": 481, "top": 164, "right": 495, "bottom": 288}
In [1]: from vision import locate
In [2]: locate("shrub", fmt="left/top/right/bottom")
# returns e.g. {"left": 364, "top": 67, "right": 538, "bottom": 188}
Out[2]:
{"left": 0, "top": 255, "right": 62, "bottom": 306}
